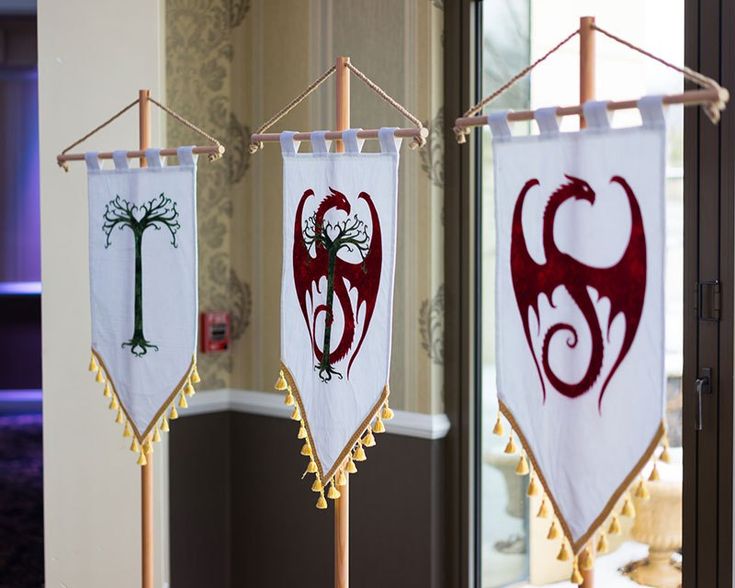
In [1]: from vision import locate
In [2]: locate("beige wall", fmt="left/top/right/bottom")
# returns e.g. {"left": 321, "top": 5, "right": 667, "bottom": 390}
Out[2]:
{"left": 38, "top": 1, "right": 169, "bottom": 586}
{"left": 167, "top": 0, "right": 445, "bottom": 414}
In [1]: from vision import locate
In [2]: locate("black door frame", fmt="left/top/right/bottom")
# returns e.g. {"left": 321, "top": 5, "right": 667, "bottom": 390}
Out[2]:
{"left": 445, "top": 0, "right": 735, "bottom": 586}
{"left": 684, "top": 0, "right": 734, "bottom": 586}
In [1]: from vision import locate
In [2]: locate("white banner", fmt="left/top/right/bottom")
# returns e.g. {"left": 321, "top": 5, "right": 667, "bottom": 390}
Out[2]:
{"left": 492, "top": 98, "right": 666, "bottom": 553}
{"left": 86, "top": 147, "right": 199, "bottom": 463}
{"left": 278, "top": 129, "right": 400, "bottom": 505}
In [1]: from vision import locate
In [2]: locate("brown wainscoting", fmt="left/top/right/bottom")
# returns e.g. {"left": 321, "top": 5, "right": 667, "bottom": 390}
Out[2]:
{"left": 170, "top": 411, "right": 446, "bottom": 588}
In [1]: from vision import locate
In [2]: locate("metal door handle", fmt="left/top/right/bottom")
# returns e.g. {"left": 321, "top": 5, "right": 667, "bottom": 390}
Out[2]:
{"left": 696, "top": 368, "right": 712, "bottom": 431}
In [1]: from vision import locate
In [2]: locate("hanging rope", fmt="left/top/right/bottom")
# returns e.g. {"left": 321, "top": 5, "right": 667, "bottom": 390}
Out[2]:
{"left": 454, "top": 27, "right": 581, "bottom": 143}
{"left": 147, "top": 97, "right": 224, "bottom": 161}
{"left": 249, "top": 61, "right": 426, "bottom": 153}
{"left": 345, "top": 61, "right": 426, "bottom": 147}
{"left": 57, "top": 95, "right": 224, "bottom": 171}
{"left": 591, "top": 24, "right": 729, "bottom": 123}
{"left": 455, "top": 23, "right": 729, "bottom": 142}
{"left": 58, "top": 98, "right": 141, "bottom": 171}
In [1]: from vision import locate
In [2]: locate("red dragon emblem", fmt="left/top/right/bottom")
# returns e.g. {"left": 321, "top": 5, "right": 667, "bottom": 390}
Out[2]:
{"left": 293, "top": 187, "right": 381, "bottom": 382}
{"left": 510, "top": 174, "right": 646, "bottom": 409}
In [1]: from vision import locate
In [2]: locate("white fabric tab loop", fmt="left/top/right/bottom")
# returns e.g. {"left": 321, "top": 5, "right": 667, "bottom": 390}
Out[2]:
{"left": 534, "top": 107, "right": 561, "bottom": 136}
{"left": 487, "top": 111, "right": 512, "bottom": 141}
{"left": 112, "top": 150, "right": 129, "bottom": 170}
{"left": 343, "top": 128, "right": 365, "bottom": 153}
{"left": 311, "top": 131, "right": 331, "bottom": 154}
{"left": 378, "top": 127, "right": 401, "bottom": 154}
{"left": 144, "top": 148, "right": 164, "bottom": 168}
{"left": 582, "top": 101, "right": 612, "bottom": 130}
{"left": 638, "top": 95, "right": 666, "bottom": 128}
{"left": 176, "top": 146, "right": 198, "bottom": 167}
{"left": 280, "top": 131, "right": 300, "bottom": 156}
{"left": 84, "top": 152, "right": 101, "bottom": 171}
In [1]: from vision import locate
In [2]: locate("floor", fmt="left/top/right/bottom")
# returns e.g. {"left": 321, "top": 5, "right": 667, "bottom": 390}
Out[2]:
{"left": 0, "top": 413, "right": 44, "bottom": 588}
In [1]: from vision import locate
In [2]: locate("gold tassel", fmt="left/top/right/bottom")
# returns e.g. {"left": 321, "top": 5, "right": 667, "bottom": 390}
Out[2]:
{"left": 306, "top": 459, "right": 318, "bottom": 474}
{"left": 284, "top": 391, "right": 295, "bottom": 406}
{"left": 649, "top": 463, "right": 661, "bottom": 482}
{"left": 363, "top": 430, "right": 376, "bottom": 447}
{"left": 114, "top": 408, "right": 123, "bottom": 424}
{"left": 504, "top": 433, "right": 517, "bottom": 454}
{"left": 570, "top": 559, "right": 584, "bottom": 585}
{"left": 374, "top": 417, "right": 385, "bottom": 433}
{"left": 597, "top": 532, "right": 609, "bottom": 554}
{"left": 382, "top": 403, "right": 394, "bottom": 420}
{"left": 169, "top": 405, "right": 179, "bottom": 420}
{"left": 621, "top": 495, "right": 636, "bottom": 518}
{"left": 316, "top": 491, "right": 327, "bottom": 510}
{"left": 580, "top": 548, "right": 595, "bottom": 571}
{"left": 161, "top": 417, "right": 170, "bottom": 433}
{"left": 137, "top": 449, "right": 147, "bottom": 466}
{"left": 608, "top": 515, "right": 622, "bottom": 535}
{"left": 492, "top": 414, "right": 504, "bottom": 436}
{"left": 660, "top": 445, "right": 671, "bottom": 463}
{"left": 635, "top": 478, "right": 650, "bottom": 499}
{"left": 291, "top": 406, "right": 301, "bottom": 421}
{"left": 547, "top": 520, "right": 560, "bottom": 540}
{"left": 556, "top": 541, "right": 571, "bottom": 562}
{"left": 190, "top": 364, "right": 201, "bottom": 384}
{"left": 537, "top": 499, "right": 550, "bottom": 518}
{"left": 88, "top": 354, "right": 98, "bottom": 372}
{"left": 311, "top": 478, "right": 323, "bottom": 492}
{"left": 328, "top": 481, "right": 341, "bottom": 500}
{"left": 144, "top": 438, "right": 153, "bottom": 455}
{"left": 96, "top": 369, "right": 105, "bottom": 384}
{"left": 109, "top": 395, "right": 119, "bottom": 411}
{"left": 184, "top": 381, "right": 195, "bottom": 397}
{"left": 298, "top": 424, "right": 307, "bottom": 439}
{"left": 353, "top": 443, "right": 367, "bottom": 462}
{"left": 527, "top": 475, "right": 540, "bottom": 497}
{"left": 515, "top": 454, "right": 529, "bottom": 476}
{"left": 336, "top": 470, "right": 347, "bottom": 487}
{"left": 103, "top": 381, "right": 112, "bottom": 398}
{"left": 301, "top": 443, "right": 312, "bottom": 457}
{"left": 130, "top": 437, "right": 140, "bottom": 453}
{"left": 275, "top": 372, "right": 288, "bottom": 391}
{"left": 346, "top": 458, "right": 358, "bottom": 474}
{"left": 178, "top": 393, "right": 188, "bottom": 409}
{"left": 153, "top": 427, "right": 161, "bottom": 443}
{"left": 123, "top": 421, "right": 132, "bottom": 438}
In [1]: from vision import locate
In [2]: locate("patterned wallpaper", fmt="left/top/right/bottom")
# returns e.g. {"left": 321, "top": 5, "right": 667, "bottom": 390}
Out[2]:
{"left": 166, "top": 0, "right": 444, "bottom": 414}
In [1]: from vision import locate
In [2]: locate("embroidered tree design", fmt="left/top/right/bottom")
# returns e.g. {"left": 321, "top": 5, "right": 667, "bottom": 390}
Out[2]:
{"left": 303, "top": 212, "right": 371, "bottom": 382}
{"left": 103, "top": 194, "right": 180, "bottom": 357}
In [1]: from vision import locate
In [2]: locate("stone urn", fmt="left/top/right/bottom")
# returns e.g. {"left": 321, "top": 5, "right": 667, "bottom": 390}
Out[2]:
{"left": 629, "top": 477, "right": 682, "bottom": 588}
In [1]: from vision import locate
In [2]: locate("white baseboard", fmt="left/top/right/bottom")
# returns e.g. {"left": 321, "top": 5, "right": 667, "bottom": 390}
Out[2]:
{"left": 183, "top": 388, "right": 451, "bottom": 440}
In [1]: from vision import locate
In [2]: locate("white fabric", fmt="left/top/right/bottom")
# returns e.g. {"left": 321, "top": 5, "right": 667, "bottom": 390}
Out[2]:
{"left": 280, "top": 128, "right": 401, "bottom": 477}
{"left": 492, "top": 98, "right": 666, "bottom": 546}
{"left": 86, "top": 147, "right": 198, "bottom": 438}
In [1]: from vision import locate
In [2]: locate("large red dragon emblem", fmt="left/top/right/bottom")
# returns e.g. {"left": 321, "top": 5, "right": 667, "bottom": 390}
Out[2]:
{"left": 293, "top": 187, "right": 381, "bottom": 382}
{"left": 510, "top": 174, "right": 646, "bottom": 408}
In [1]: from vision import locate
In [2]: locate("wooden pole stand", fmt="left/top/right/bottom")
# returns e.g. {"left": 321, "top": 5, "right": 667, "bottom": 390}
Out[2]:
{"left": 579, "top": 17, "right": 596, "bottom": 588}
{"left": 334, "top": 56, "right": 350, "bottom": 588}
{"left": 139, "top": 89, "right": 155, "bottom": 588}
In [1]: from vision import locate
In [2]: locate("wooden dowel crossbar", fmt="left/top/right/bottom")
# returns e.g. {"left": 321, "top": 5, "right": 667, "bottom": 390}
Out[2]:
{"left": 250, "top": 126, "right": 428, "bottom": 146}
{"left": 57, "top": 145, "right": 224, "bottom": 166}
{"left": 453, "top": 87, "right": 727, "bottom": 131}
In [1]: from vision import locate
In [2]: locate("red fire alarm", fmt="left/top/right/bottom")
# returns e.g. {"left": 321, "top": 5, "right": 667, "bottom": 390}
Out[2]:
{"left": 200, "top": 311, "right": 230, "bottom": 353}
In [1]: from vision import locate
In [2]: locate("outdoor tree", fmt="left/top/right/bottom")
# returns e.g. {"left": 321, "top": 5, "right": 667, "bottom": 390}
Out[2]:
{"left": 103, "top": 193, "right": 180, "bottom": 357}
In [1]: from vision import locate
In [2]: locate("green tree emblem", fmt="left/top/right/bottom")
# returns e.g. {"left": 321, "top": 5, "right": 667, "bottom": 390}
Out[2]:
{"left": 103, "top": 193, "right": 180, "bottom": 357}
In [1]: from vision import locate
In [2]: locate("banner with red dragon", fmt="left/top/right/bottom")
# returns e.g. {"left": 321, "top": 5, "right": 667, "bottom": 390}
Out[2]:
{"left": 276, "top": 129, "right": 401, "bottom": 508}
{"left": 490, "top": 99, "right": 668, "bottom": 580}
